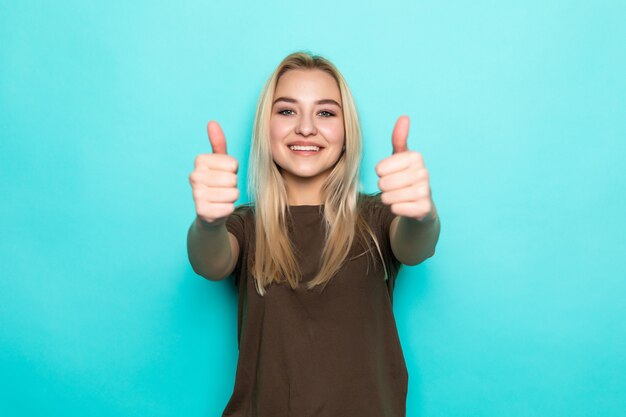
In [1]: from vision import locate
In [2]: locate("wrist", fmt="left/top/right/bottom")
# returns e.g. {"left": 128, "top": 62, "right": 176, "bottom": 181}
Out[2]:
{"left": 195, "top": 216, "right": 226, "bottom": 231}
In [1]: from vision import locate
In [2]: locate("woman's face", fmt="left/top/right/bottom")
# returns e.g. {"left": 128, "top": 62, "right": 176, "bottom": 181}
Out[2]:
{"left": 269, "top": 69, "right": 345, "bottom": 183}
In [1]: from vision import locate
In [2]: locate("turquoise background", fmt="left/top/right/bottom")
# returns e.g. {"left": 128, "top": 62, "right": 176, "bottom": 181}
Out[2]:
{"left": 1, "top": 0, "right": 625, "bottom": 416}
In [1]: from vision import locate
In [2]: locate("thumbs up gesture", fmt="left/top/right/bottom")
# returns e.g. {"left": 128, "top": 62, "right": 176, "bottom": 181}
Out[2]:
{"left": 188, "top": 121, "right": 240, "bottom": 226}
{"left": 375, "top": 116, "right": 436, "bottom": 222}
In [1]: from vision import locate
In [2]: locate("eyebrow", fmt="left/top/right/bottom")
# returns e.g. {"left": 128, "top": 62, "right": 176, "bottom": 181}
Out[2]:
{"left": 272, "top": 96, "right": 342, "bottom": 109}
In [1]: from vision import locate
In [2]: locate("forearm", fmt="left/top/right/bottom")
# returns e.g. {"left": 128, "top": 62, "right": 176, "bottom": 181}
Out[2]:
{"left": 186, "top": 217, "right": 234, "bottom": 280}
{"left": 390, "top": 202, "right": 441, "bottom": 266}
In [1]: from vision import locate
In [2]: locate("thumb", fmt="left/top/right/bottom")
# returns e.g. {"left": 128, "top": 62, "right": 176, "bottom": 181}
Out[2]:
{"left": 207, "top": 120, "right": 228, "bottom": 154}
{"left": 391, "top": 115, "right": 410, "bottom": 154}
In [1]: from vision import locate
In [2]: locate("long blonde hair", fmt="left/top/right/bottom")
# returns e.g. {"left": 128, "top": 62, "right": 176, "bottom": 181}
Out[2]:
{"left": 248, "top": 50, "right": 388, "bottom": 296}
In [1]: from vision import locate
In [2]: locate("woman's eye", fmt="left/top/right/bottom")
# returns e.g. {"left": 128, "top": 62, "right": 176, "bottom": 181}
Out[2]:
{"left": 276, "top": 109, "right": 335, "bottom": 117}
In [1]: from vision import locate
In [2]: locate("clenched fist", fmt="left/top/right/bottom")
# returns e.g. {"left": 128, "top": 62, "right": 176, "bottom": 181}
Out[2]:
{"left": 375, "top": 116, "right": 436, "bottom": 222}
{"left": 189, "top": 120, "right": 240, "bottom": 227}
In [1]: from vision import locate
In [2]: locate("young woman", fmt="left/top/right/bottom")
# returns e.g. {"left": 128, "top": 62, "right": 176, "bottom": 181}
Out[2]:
{"left": 187, "top": 51, "right": 440, "bottom": 417}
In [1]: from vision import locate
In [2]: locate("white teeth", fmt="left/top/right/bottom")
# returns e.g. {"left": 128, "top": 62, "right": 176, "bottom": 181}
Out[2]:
{"left": 289, "top": 145, "right": 320, "bottom": 151}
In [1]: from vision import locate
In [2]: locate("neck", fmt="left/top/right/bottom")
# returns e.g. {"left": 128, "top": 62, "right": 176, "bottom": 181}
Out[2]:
{"left": 282, "top": 169, "right": 328, "bottom": 205}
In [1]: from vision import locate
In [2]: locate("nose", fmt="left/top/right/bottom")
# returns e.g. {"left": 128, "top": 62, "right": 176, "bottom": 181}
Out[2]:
{"left": 294, "top": 113, "right": 317, "bottom": 137}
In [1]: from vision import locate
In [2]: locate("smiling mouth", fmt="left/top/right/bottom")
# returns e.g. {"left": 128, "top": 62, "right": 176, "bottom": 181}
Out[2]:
{"left": 288, "top": 145, "right": 322, "bottom": 154}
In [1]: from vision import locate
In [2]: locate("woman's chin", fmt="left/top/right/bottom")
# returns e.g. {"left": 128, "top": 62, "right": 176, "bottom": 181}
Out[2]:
{"left": 281, "top": 167, "right": 331, "bottom": 181}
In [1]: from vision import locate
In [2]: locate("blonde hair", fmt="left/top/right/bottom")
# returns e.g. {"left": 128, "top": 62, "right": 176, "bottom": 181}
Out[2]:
{"left": 247, "top": 50, "right": 389, "bottom": 296}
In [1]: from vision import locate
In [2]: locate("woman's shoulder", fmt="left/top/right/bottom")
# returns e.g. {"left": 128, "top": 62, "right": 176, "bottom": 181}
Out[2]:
{"left": 226, "top": 203, "right": 255, "bottom": 231}
{"left": 357, "top": 191, "right": 385, "bottom": 211}
{"left": 357, "top": 191, "right": 396, "bottom": 229}
{"left": 233, "top": 202, "right": 255, "bottom": 215}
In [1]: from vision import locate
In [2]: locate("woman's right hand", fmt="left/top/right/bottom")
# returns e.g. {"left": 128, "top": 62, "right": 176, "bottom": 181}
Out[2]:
{"left": 189, "top": 120, "right": 240, "bottom": 227}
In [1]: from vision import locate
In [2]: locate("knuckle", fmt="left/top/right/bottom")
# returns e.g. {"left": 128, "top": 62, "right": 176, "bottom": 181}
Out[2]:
{"left": 192, "top": 188, "right": 203, "bottom": 200}
{"left": 375, "top": 163, "right": 383, "bottom": 177}
{"left": 194, "top": 154, "right": 206, "bottom": 168}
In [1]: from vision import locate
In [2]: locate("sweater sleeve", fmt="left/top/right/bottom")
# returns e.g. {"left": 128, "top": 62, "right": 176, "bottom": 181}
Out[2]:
{"left": 365, "top": 192, "right": 403, "bottom": 296}
{"left": 225, "top": 205, "right": 249, "bottom": 288}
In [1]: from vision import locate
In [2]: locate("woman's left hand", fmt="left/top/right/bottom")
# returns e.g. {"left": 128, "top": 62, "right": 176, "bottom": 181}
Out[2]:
{"left": 375, "top": 115, "right": 436, "bottom": 222}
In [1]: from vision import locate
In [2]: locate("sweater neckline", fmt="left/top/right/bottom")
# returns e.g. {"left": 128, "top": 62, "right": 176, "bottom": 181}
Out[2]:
{"left": 287, "top": 204, "right": 325, "bottom": 213}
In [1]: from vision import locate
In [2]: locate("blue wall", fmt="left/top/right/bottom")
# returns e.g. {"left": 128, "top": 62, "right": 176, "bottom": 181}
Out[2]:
{"left": 1, "top": 1, "right": 625, "bottom": 416}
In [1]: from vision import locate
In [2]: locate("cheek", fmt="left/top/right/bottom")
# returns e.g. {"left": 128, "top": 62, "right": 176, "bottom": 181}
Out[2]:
{"left": 319, "top": 120, "right": 345, "bottom": 144}
{"left": 269, "top": 122, "right": 287, "bottom": 156}
{"left": 270, "top": 117, "right": 292, "bottom": 138}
